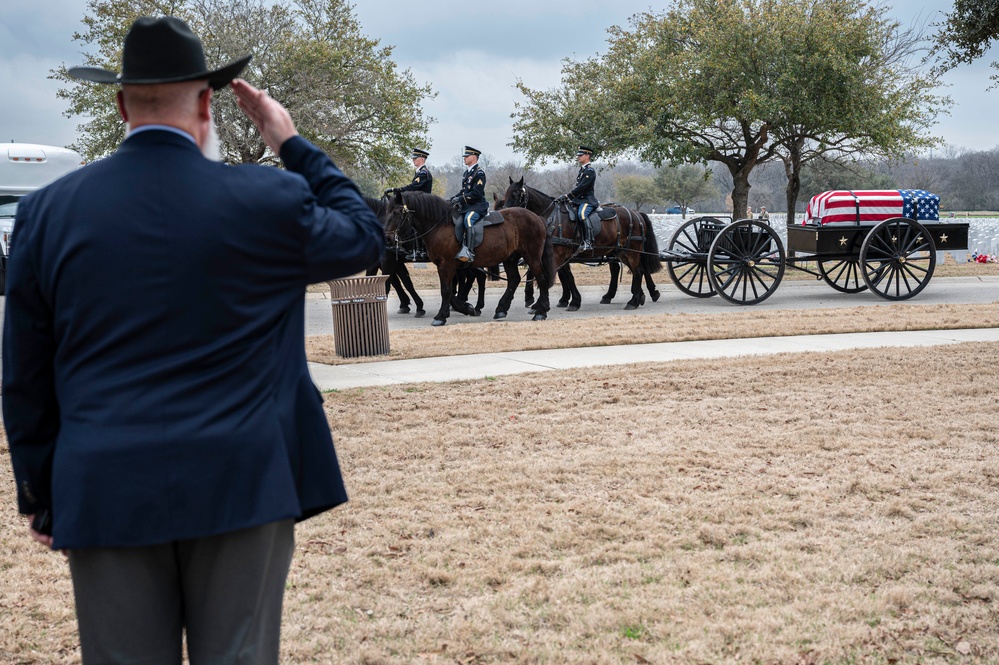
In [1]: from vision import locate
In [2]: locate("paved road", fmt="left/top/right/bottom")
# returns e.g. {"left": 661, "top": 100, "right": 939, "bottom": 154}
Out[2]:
{"left": 306, "top": 276, "right": 999, "bottom": 335}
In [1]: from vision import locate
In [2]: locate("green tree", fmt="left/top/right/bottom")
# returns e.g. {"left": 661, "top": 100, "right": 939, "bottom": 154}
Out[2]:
{"left": 613, "top": 173, "right": 660, "bottom": 212}
{"left": 51, "top": 0, "right": 434, "bottom": 181}
{"left": 512, "top": 0, "right": 946, "bottom": 220}
{"left": 768, "top": 0, "right": 944, "bottom": 221}
{"left": 931, "top": 0, "right": 999, "bottom": 81}
{"left": 654, "top": 165, "right": 717, "bottom": 218}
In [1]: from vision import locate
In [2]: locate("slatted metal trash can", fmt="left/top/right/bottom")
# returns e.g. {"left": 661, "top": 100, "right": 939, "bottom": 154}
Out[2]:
{"left": 327, "top": 275, "right": 390, "bottom": 358}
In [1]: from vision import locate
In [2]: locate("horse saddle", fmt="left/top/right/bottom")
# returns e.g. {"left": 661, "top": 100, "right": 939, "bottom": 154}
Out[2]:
{"left": 452, "top": 210, "right": 503, "bottom": 249}
{"left": 566, "top": 206, "right": 613, "bottom": 239}
{"left": 451, "top": 209, "right": 504, "bottom": 227}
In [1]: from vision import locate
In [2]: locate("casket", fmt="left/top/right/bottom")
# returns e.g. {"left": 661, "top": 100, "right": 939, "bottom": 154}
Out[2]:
{"left": 802, "top": 190, "right": 940, "bottom": 225}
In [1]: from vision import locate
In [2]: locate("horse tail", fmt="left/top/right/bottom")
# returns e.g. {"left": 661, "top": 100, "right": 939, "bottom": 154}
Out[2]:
{"left": 640, "top": 212, "right": 663, "bottom": 276}
{"left": 541, "top": 232, "right": 557, "bottom": 288}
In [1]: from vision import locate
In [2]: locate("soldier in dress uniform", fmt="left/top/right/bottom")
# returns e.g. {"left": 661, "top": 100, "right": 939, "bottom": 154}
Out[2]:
{"left": 557, "top": 146, "right": 597, "bottom": 251}
{"left": 448, "top": 146, "right": 487, "bottom": 262}
{"left": 385, "top": 148, "right": 433, "bottom": 195}
{"left": 385, "top": 148, "right": 433, "bottom": 260}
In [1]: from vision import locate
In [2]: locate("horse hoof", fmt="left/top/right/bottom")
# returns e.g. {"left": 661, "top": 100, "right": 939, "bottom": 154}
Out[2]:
{"left": 556, "top": 301, "right": 569, "bottom": 308}
{"left": 472, "top": 308, "right": 481, "bottom": 317}
{"left": 397, "top": 306, "right": 411, "bottom": 314}
{"left": 566, "top": 304, "right": 580, "bottom": 312}
{"left": 415, "top": 309, "right": 426, "bottom": 318}
{"left": 599, "top": 297, "right": 612, "bottom": 304}
{"left": 650, "top": 290, "right": 661, "bottom": 302}
{"left": 532, "top": 312, "right": 547, "bottom": 321}
{"left": 639, "top": 293, "right": 646, "bottom": 306}
{"left": 624, "top": 303, "right": 638, "bottom": 311}
{"left": 493, "top": 311, "right": 507, "bottom": 320}
{"left": 432, "top": 318, "right": 447, "bottom": 327}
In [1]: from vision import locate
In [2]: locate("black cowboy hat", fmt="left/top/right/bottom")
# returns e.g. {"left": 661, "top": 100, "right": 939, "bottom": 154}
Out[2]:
{"left": 68, "top": 16, "right": 251, "bottom": 91}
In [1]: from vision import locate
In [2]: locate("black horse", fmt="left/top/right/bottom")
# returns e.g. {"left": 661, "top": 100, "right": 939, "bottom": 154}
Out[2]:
{"left": 363, "top": 196, "right": 425, "bottom": 317}
{"left": 502, "top": 177, "right": 663, "bottom": 310}
{"left": 384, "top": 191, "right": 555, "bottom": 326}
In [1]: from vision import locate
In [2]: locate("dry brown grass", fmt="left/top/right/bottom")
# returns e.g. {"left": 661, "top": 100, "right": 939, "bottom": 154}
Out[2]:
{"left": 4, "top": 342, "right": 998, "bottom": 663}
{"left": 307, "top": 301, "right": 999, "bottom": 365}
{"left": 305, "top": 259, "right": 999, "bottom": 293}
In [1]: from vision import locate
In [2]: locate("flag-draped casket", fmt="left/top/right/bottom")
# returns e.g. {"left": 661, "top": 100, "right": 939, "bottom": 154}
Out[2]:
{"left": 802, "top": 190, "right": 940, "bottom": 225}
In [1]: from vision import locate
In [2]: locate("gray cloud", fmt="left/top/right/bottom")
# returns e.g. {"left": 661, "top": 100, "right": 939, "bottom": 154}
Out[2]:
{"left": 3, "top": 0, "right": 997, "bottom": 162}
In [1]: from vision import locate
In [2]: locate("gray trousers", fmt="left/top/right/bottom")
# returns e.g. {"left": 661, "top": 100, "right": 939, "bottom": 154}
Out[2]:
{"left": 67, "top": 519, "right": 295, "bottom": 665}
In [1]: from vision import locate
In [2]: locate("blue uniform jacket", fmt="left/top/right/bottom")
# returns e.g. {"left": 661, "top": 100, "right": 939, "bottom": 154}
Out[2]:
{"left": 2, "top": 131, "right": 385, "bottom": 549}
{"left": 568, "top": 163, "right": 598, "bottom": 207}
{"left": 454, "top": 164, "right": 488, "bottom": 215}
{"left": 399, "top": 165, "right": 433, "bottom": 193}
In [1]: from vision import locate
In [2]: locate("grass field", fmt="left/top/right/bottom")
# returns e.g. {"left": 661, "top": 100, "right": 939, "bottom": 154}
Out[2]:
{"left": 3, "top": 303, "right": 999, "bottom": 663}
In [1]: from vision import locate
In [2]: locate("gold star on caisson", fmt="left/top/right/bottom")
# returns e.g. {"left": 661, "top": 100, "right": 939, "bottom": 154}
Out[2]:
{"left": 939, "top": 233, "right": 948, "bottom": 244}
{"left": 839, "top": 236, "right": 848, "bottom": 247}
{"left": 916, "top": 235, "right": 923, "bottom": 245}
{"left": 892, "top": 235, "right": 898, "bottom": 243}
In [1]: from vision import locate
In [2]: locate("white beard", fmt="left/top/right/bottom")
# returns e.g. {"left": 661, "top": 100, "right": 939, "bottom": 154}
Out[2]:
{"left": 202, "top": 119, "right": 222, "bottom": 162}
{"left": 124, "top": 121, "right": 223, "bottom": 162}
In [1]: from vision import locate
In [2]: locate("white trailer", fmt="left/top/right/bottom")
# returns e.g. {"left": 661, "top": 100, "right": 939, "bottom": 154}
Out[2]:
{"left": 0, "top": 143, "right": 84, "bottom": 293}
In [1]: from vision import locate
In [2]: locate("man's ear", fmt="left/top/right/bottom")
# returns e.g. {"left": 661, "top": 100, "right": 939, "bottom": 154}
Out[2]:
{"left": 116, "top": 90, "right": 128, "bottom": 122}
{"left": 197, "top": 86, "right": 213, "bottom": 120}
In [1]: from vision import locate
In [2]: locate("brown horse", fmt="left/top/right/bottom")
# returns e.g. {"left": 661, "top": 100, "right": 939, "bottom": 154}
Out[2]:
{"left": 384, "top": 191, "right": 555, "bottom": 326}
{"left": 502, "top": 177, "right": 662, "bottom": 310}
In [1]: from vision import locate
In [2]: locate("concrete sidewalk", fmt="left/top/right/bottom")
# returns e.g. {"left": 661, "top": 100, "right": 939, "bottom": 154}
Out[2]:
{"left": 308, "top": 327, "right": 999, "bottom": 390}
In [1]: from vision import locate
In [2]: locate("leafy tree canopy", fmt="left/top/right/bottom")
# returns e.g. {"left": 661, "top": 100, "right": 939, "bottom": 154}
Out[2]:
{"left": 512, "top": 0, "right": 947, "bottom": 218}
{"left": 932, "top": 0, "right": 999, "bottom": 81}
{"left": 52, "top": 0, "right": 435, "bottom": 182}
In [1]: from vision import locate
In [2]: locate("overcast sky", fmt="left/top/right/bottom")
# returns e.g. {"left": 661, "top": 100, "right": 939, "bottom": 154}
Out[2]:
{"left": 2, "top": 0, "right": 997, "bottom": 166}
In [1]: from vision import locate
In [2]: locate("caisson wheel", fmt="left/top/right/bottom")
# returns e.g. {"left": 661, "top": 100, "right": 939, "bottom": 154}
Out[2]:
{"left": 707, "top": 220, "right": 785, "bottom": 305}
{"left": 818, "top": 257, "right": 867, "bottom": 293}
{"left": 665, "top": 217, "right": 725, "bottom": 298}
{"left": 859, "top": 218, "right": 936, "bottom": 300}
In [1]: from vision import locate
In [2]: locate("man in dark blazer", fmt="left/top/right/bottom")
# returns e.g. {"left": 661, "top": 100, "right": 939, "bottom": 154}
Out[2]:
{"left": 2, "top": 16, "right": 384, "bottom": 665}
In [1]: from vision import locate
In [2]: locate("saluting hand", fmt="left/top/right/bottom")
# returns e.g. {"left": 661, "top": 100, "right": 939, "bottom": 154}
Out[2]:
{"left": 231, "top": 79, "right": 298, "bottom": 155}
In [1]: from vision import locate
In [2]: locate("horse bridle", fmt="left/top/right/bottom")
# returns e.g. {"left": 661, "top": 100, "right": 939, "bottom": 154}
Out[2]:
{"left": 386, "top": 201, "right": 449, "bottom": 252}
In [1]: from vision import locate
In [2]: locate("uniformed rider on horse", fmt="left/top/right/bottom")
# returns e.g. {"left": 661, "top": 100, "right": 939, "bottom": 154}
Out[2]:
{"left": 556, "top": 146, "right": 597, "bottom": 251}
{"left": 449, "top": 146, "right": 487, "bottom": 263}
{"left": 385, "top": 148, "right": 433, "bottom": 196}
{"left": 384, "top": 148, "right": 433, "bottom": 260}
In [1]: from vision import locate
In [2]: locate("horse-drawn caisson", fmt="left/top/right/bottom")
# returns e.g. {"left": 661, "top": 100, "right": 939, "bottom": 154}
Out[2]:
{"left": 662, "top": 190, "right": 970, "bottom": 305}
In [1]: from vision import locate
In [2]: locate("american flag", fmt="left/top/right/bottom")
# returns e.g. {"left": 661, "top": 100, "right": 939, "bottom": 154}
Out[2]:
{"left": 803, "top": 190, "right": 940, "bottom": 225}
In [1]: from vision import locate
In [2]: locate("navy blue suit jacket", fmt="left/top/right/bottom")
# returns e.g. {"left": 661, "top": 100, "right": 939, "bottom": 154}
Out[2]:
{"left": 3, "top": 130, "right": 385, "bottom": 549}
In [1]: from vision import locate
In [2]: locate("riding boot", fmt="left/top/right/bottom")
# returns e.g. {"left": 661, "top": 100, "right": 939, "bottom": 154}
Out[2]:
{"left": 580, "top": 221, "right": 593, "bottom": 252}
{"left": 455, "top": 226, "right": 474, "bottom": 263}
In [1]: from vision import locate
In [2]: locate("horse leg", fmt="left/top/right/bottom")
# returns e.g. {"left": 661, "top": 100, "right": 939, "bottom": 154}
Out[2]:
{"left": 433, "top": 264, "right": 455, "bottom": 326}
{"left": 451, "top": 268, "right": 479, "bottom": 316}
{"left": 525, "top": 258, "right": 550, "bottom": 322}
{"left": 559, "top": 265, "right": 582, "bottom": 311}
{"left": 395, "top": 262, "right": 425, "bottom": 317}
{"left": 524, "top": 267, "right": 536, "bottom": 309}
{"left": 556, "top": 276, "right": 570, "bottom": 308}
{"left": 601, "top": 260, "right": 620, "bottom": 304}
{"left": 624, "top": 261, "right": 644, "bottom": 310}
{"left": 493, "top": 259, "right": 520, "bottom": 319}
{"left": 643, "top": 270, "right": 661, "bottom": 302}
{"left": 388, "top": 271, "right": 412, "bottom": 313}
{"left": 475, "top": 270, "right": 487, "bottom": 314}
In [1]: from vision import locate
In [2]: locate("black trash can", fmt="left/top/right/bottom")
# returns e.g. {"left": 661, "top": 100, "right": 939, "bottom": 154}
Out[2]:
{"left": 327, "top": 275, "right": 390, "bottom": 358}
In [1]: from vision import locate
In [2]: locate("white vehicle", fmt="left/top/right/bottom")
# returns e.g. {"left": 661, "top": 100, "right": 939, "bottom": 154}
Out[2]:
{"left": 1, "top": 143, "right": 84, "bottom": 293}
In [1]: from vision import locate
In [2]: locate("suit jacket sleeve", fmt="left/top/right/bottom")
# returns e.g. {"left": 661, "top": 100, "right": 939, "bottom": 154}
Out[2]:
{"left": 3, "top": 194, "right": 60, "bottom": 515}
{"left": 279, "top": 136, "right": 385, "bottom": 282}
